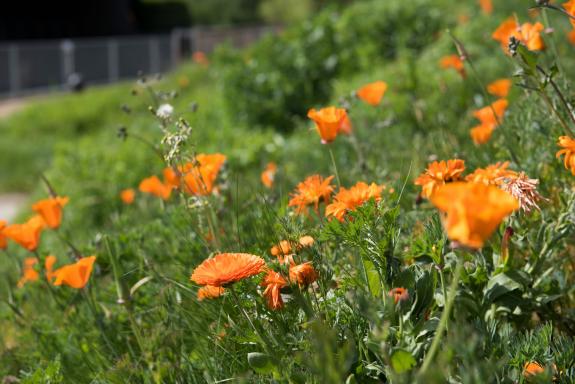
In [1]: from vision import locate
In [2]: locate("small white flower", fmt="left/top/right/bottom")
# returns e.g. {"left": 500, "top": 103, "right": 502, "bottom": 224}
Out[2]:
{"left": 156, "top": 103, "right": 174, "bottom": 119}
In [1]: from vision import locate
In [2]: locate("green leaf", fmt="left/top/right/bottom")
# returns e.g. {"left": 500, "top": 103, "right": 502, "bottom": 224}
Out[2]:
{"left": 484, "top": 273, "right": 523, "bottom": 303}
{"left": 391, "top": 349, "right": 416, "bottom": 373}
{"left": 247, "top": 352, "right": 276, "bottom": 374}
{"left": 364, "top": 259, "right": 382, "bottom": 298}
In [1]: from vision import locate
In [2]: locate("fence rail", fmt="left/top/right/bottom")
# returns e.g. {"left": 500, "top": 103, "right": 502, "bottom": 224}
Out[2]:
{"left": 0, "top": 25, "right": 279, "bottom": 98}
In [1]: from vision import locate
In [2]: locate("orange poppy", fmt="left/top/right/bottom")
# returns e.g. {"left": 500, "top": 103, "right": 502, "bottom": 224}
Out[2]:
{"left": 465, "top": 162, "right": 517, "bottom": 185}
{"left": 181, "top": 153, "right": 227, "bottom": 195}
{"left": 261, "top": 162, "right": 277, "bottom": 189}
{"left": 414, "top": 159, "right": 466, "bottom": 199}
{"left": 197, "top": 285, "right": 225, "bottom": 301}
{"left": 388, "top": 287, "right": 409, "bottom": 304}
{"left": 487, "top": 79, "right": 512, "bottom": 98}
{"left": 470, "top": 124, "right": 495, "bottom": 145}
{"left": 191, "top": 253, "right": 266, "bottom": 287}
{"left": 430, "top": 182, "right": 519, "bottom": 248}
{"left": 0, "top": 220, "right": 7, "bottom": 249}
{"left": 120, "top": 189, "right": 135, "bottom": 205}
{"left": 270, "top": 240, "right": 293, "bottom": 264}
{"left": 298, "top": 235, "right": 314, "bottom": 248}
{"left": 53, "top": 256, "right": 96, "bottom": 289}
{"left": 289, "top": 262, "right": 318, "bottom": 288}
{"left": 139, "top": 176, "right": 172, "bottom": 200}
{"left": 261, "top": 270, "right": 287, "bottom": 310}
{"left": 32, "top": 196, "right": 69, "bottom": 230}
{"left": 17, "top": 257, "right": 39, "bottom": 288}
{"left": 307, "top": 107, "right": 348, "bottom": 144}
{"left": 288, "top": 174, "right": 334, "bottom": 215}
{"left": 325, "top": 182, "right": 385, "bottom": 221}
{"left": 162, "top": 167, "right": 181, "bottom": 190}
{"left": 473, "top": 99, "right": 508, "bottom": 128}
{"left": 439, "top": 55, "right": 465, "bottom": 78}
{"left": 3, "top": 215, "right": 45, "bottom": 252}
{"left": 492, "top": 17, "right": 520, "bottom": 52}
{"left": 356, "top": 81, "right": 388, "bottom": 106}
{"left": 339, "top": 115, "right": 353, "bottom": 135}
{"left": 45, "top": 255, "right": 57, "bottom": 282}
{"left": 192, "top": 51, "right": 209, "bottom": 66}
{"left": 523, "top": 362, "right": 545, "bottom": 378}
{"left": 565, "top": 0, "right": 575, "bottom": 27}
{"left": 519, "top": 22, "right": 545, "bottom": 51}
{"left": 479, "top": 0, "right": 492, "bottom": 14}
{"left": 556, "top": 136, "right": 575, "bottom": 175}
{"left": 568, "top": 29, "right": 575, "bottom": 45}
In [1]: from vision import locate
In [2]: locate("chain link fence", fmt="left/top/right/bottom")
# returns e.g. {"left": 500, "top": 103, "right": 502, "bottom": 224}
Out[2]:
{"left": 0, "top": 25, "right": 278, "bottom": 98}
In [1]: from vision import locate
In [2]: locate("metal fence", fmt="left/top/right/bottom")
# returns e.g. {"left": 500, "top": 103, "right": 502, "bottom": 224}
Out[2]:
{"left": 0, "top": 25, "right": 278, "bottom": 98}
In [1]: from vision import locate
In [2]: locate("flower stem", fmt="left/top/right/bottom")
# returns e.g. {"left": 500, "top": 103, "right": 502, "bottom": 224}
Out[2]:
{"left": 418, "top": 257, "right": 464, "bottom": 376}
{"left": 328, "top": 147, "right": 341, "bottom": 188}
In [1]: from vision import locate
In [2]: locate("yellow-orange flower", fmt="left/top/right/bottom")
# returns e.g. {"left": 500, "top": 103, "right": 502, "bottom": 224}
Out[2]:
{"left": 473, "top": 99, "right": 508, "bottom": 128}
{"left": 0, "top": 220, "right": 7, "bottom": 249}
{"left": 430, "top": 182, "right": 519, "bottom": 248}
{"left": 3, "top": 215, "right": 45, "bottom": 252}
{"left": 523, "top": 361, "right": 545, "bottom": 378}
{"left": 192, "top": 51, "right": 209, "bottom": 66}
{"left": 470, "top": 124, "right": 495, "bottom": 145}
{"left": 439, "top": 55, "right": 465, "bottom": 78}
{"left": 519, "top": 22, "right": 545, "bottom": 51}
{"left": 198, "top": 285, "right": 225, "bottom": 301}
{"left": 45, "top": 255, "right": 57, "bottom": 282}
{"left": 564, "top": 0, "right": 575, "bottom": 27}
{"left": 162, "top": 167, "right": 181, "bottom": 190}
{"left": 325, "top": 182, "right": 385, "bottom": 221}
{"left": 289, "top": 262, "right": 318, "bottom": 288}
{"left": 414, "top": 159, "right": 465, "bottom": 199}
{"left": 120, "top": 189, "right": 135, "bottom": 205}
{"left": 298, "top": 235, "right": 314, "bottom": 248}
{"left": 270, "top": 240, "right": 293, "bottom": 264}
{"left": 17, "top": 257, "right": 39, "bottom": 288}
{"left": 465, "top": 162, "right": 517, "bottom": 185}
{"left": 479, "top": 0, "right": 492, "bottom": 14}
{"left": 139, "top": 176, "right": 172, "bottom": 200}
{"left": 181, "top": 153, "right": 227, "bottom": 195}
{"left": 191, "top": 253, "right": 266, "bottom": 287}
{"left": 492, "top": 16, "right": 520, "bottom": 52}
{"left": 556, "top": 136, "right": 575, "bottom": 175}
{"left": 32, "top": 196, "right": 69, "bottom": 230}
{"left": 388, "top": 287, "right": 409, "bottom": 304}
{"left": 261, "top": 270, "right": 287, "bottom": 310}
{"left": 339, "top": 115, "right": 353, "bottom": 135}
{"left": 307, "top": 107, "right": 348, "bottom": 144}
{"left": 356, "top": 81, "right": 388, "bottom": 106}
{"left": 53, "top": 256, "right": 96, "bottom": 289}
{"left": 288, "top": 175, "right": 334, "bottom": 215}
{"left": 487, "top": 79, "right": 512, "bottom": 98}
{"left": 261, "top": 162, "right": 277, "bottom": 189}
{"left": 568, "top": 29, "right": 575, "bottom": 45}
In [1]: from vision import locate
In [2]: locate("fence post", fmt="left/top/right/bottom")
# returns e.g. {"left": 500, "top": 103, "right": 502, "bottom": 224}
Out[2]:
{"left": 60, "top": 39, "right": 75, "bottom": 83}
{"left": 149, "top": 36, "right": 160, "bottom": 74}
{"left": 8, "top": 44, "right": 20, "bottom": 96}
{"left": 108, "top": 39, "right": 119, "bottom": 82}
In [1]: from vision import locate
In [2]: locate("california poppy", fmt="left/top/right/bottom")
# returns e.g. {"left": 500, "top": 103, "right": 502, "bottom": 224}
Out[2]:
{"left": 556, "top": 136, "right": 575, "bottom": 175}
{"left": 465, "top": 162, "right": 517, "bottom": 185}
{"left": 307, "top": 107, "right": 348, "bottom": 144}
{"left": 414, "top": 159, "right": 465, "bottom": 199}
{"left": 120, "top": 189, "right": 136, "bottom": 205}
{"left": 53, "top": 256, "right": 96, "bottom": 289}
{"left": 470, "top": 124, "right": 495, "bottom": 145}
{"left": 356, "top": 81, "right": 388, "bottom": 106}
{"left": 473, "top": 99, "right": 508, "bottom": 128}
{"left": 519, "top": 22, "right": 545, "bottom": 51}
{"left": 270, "top": 240, "right": 293, "bottom": 264}
{"left": 298, "top": 235, "right": 314, "bottom": 248}
{"left": 564, "top": 0, "right": 575, "bottom": 28}
{"left": 523, "top": 362, "right": 545, "bottom": 378}
{"left": 261, "top": 162, "right": 277, "bottom": 189}
{"left": 288, "top": 175, "right": 334, "bottom": 215}
{"left": 439, "top": 55, "right": 465, "bottom": 78}
{"left": 0, "top": 220, "right": 7, "bottom": 249}
{"left": 289, "top": 262, "right": 318, "bottom": 288}
{"left": 487, "top": 79, "right": 512, "bottom": 98}
{"left": 3, "top": 215, "right": 45, "bottom": 252}
{"left": 32, "top": 196, "right": 69, "bottom": 229}
{"left": 325, "top": 182, "right": 385, "bottom": 221}
{"left": 339, "top": 115, "right": 353, "bottom": 135}
{"left": 492, "top": 17, "right": 545, "bottom": 53}
{"left": 181, "top": 153, "right": 227, "bottom": 195}
{"left": 430, "top": 182, "right": 519, "bottom": 248}
{"left": 45, "top": 255, "right": 57, "bottom": 282}
{"left": 388, "top": 287, "right": 409, "bottom": 304}
{"left": 163, "top": 167, "right": 181, "bottom": 190}
{"left": 17, "top": 257, "right": 39, "bottom": 288}
{"left": 139, "top": 176, "right": 172, "bottom": 200}
{"left": 191, "top": 253, "right": 266, "bottom": 287}
{"left": 192, "top": 51, "right": 209, "bottom": 66}
{"left": 492, "top": 16, "right": 520, "bottom": 52}
{"left": 479, "top": 0, "right": 492, "bottom": 14}
{"left": 197, "top": 285, "right": 225, "bottom": 301}
{"left": 261, "top": 270, "right": 287, "bottom": 310}
{"left": 568, "top": 29, "right": 575, "bottom": 45}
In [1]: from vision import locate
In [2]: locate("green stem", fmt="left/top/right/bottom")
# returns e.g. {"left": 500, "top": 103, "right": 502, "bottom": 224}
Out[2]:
{"left": 418, "top": 257, "right": 464, "bottom": 376}
{"left": 328, "top": 147, "right": 341, "bottom": 188}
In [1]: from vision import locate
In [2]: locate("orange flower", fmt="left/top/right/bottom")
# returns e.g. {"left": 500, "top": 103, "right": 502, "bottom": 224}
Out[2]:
{"left": 139, "top": 176, "right": 172, "bottom": 200}
{"left": 17, "top": 257, "right": 39, "bottom": 288}
{"left": 120, "top": 189, "right": 135, "bottom": 205}
{"left": 519, "top": 22, "right": 545, "bottom": 51}
{"left": 270, "top": 240, "right": 293, "bottom": 264}
{"left": 414, "top": 159, "right": 466, "bottom": 199}
{"left": 261, "top": 270, "right": 287, "bottom": 310}
{"left": 53, "top": 256, "right": 96, "bottom": 289}
{"left": 181, "top": 153, "right": 227, "bottom": 195}
{"left": 356, "top": 81, "right": 388, "bottom": 106}
{"left": 45, "top": 255, "right": 57, "bottom": 282}
{"left": 479, "top": 0, "right": 492, "bottom": 14}
{"left": 198, "top": 285, "right": 225, "bottom": 301}
{"left": 470, "top": 124, "right": 495, "bottom": 145}
{"left": 3, "top": 215, "right": 45, "bottom": 252}
{"left": 487, "top": 79, "right": 512, "bottom": 98}
{"left": 492, "top": 16, "right": 520, "bottom": 52}
{"left": 473, "top": 99, "right": 508, "bottom": 128}
{"left": 388, "top": 287, "right": 409, "bottom": 304}
{"left": 307, "top": 107, "right": 348, "bottom": 144}
{"left": 32, "top": 196, "right": 69, "bottom": 229}
{"left": 523, "top": 361, "right": 544, "bottom": 378}
{"left": 564, "top": 0, "right": 575, "bottom": 28}
{"left": 289, "top": 262, "right": 318, "bottom": 288}
{"left": 568, "top": 29, "right": 575, "bottom": 45}
{"left": 0, "top": 220, "right": 7, "bottom": 249}
{"left": 162, "top": 167, "right": 181, "bottom": 190}
{"left": 192, "top": 51, "right": 209, "bottom": 66}
{"left": 339, "top": 115, "right": 353, "bottom": 135}
{"left": 465, "top": 162, "right": 517, "bottom": 185}
{"left": 261, "top": 162, "right": 277, "bottom": 189}
{"left": 288, "top": 174, "right": 334, "bottom": 215}
{"left": 439, "top": 55, "right": 465, "bottom": 77}
{"left": 298, "top": 235, "right": 314, "bottom": 248}
{"left": 191, "top": 253, "right": 266, "bottom": 287}
{"left": 556, "top": 136, "right": 575, "bottom": 175}
{"left": 430, "top": 182, "right": 519, "bottom": 248}
{"left": 325, "top": 182, "right": 385, "bottom": 221}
